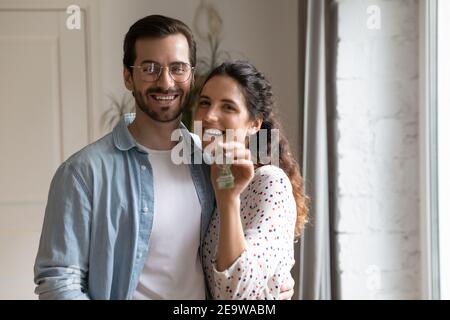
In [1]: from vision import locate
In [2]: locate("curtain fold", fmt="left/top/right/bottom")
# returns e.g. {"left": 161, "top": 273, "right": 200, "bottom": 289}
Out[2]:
{"left": 294, "top": 0, "right": 335, "bottom": 300}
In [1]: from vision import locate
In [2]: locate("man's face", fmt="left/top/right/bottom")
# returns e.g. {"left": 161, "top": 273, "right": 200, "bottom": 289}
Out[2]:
{"left": 124, "top": 34, "right": 192, "bottom": 123}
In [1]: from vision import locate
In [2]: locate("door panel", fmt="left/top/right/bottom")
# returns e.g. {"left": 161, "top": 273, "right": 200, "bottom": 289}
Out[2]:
{"left": 0, "top": 8, "right": 89, "bottom": 299}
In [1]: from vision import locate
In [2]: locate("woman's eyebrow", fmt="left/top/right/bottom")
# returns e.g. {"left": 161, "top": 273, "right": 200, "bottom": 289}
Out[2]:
{"left": 199, "top": 96, "right": 237, "bottom": 105}
{"left": 220, "top": 98, "right": 237, "bottom": 105}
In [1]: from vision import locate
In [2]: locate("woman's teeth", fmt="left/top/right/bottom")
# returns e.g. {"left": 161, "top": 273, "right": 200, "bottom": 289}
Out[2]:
{"left": 204, "top": 129, "right": 224, "bottom": 137}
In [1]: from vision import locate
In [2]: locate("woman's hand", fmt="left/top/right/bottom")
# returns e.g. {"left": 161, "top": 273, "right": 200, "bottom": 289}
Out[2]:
{"left": 210, "top": 141, "right": 253, "bottom": 272}
{"left": 210, "top": 141, "right": 254, "bottom": 201}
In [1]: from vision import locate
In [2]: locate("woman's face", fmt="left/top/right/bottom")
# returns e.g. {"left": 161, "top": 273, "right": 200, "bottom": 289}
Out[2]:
{"left": 194, "top": 75, "right": 260, "bottom": 148}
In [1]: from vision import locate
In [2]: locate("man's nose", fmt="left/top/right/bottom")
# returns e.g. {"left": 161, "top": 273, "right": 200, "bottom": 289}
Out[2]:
{"left": 156, "top": 66, "right": 175, "bottom": 89}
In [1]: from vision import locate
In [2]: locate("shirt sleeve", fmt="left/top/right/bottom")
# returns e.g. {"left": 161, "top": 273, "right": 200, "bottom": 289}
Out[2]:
{"left": 33, "top": 162, "right": 92, "bottom": 300}
{"left": 211, "top": 167, "right": 296, "bottom": 299}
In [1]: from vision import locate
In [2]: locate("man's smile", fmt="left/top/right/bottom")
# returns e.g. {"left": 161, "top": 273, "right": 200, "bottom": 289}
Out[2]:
{"left": 147, "top": 93, "right": 181, "bottom": 106}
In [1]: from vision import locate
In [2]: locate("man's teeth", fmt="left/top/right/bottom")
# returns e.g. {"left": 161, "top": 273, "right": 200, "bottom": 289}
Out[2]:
{"left": 154, "top": 95, "right": 176, "bottom": 100}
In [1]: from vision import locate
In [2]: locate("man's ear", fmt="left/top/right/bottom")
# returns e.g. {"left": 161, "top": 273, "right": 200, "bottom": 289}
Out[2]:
{"left": 190, "top": 73, "right": 195, "bottom": 90}
{"left": 248, "top": 117, "right": 263, "bottom": 135}
{"left": 123, "top": 66, "right": 134, "bottom": 91}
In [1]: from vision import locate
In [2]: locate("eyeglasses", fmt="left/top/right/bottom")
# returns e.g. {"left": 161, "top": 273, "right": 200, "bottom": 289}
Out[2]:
{"left": 130, "top": 62, "right": 194, "bottom": 83}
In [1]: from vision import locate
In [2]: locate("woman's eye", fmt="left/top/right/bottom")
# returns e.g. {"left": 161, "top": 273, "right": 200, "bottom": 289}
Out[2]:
{"left": 198, "top": 100, "right": 210, "bottom": 107}
{"left": 223, "top": 104, "right": 235, "bottom": 112}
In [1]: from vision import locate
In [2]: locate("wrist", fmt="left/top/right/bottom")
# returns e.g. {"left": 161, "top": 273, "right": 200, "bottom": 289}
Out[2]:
{"left": 215, "top": 190, "right": 240, "bottom": 202}
{"left": 217, "top": 196, "right": 240, "bottom": 213}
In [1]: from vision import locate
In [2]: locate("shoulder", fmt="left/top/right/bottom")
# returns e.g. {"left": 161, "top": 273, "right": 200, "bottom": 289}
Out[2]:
{"left": 65, "top": 132, "right": 116, "bottom": 165}
{"left": 255, "top": 165, "right": 287, "bottom": 178}
{"left": 241, "top": 165, "right": 296, "bottom": 229}
{"left": 55, "top": 132, "right": 118, "bottom": 184}
{"left": 251, "top": 165, "right": 292, "bottom": 193}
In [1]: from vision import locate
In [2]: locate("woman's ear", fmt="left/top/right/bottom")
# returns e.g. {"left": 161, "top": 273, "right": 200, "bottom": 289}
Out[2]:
{"left": 248, "top": 117, "right": 263, "bottom": 135}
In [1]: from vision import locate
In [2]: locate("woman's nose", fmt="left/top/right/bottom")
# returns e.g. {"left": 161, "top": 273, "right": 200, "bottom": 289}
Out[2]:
{"left": 203, "top": 106, "right": 219, "bottom": 122}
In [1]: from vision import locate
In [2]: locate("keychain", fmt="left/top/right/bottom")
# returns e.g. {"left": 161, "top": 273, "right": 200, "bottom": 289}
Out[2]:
{"left": 203, "top": 129, "right": 235, "bottom": 189}
{"left": 216, "top": 163, "right": 235, "bottom": 189}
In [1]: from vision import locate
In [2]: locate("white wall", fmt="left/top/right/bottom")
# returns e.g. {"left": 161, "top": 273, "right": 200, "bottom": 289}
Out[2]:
{"left": 334, "top": 0, "right": 421, "bottom": 299}
{"left": 96, "top": 0, "right": 300, "bottom": 158}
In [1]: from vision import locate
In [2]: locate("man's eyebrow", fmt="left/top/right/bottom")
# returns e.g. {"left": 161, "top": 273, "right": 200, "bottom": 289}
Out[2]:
{"left": 139, "top": 60, "right": 158, "bottom": 64}
{"left": 139, "top": 60, "right": 188, "bottom": 65}
{"left": 199, "top": 95, "right": 210, "bottom": 100}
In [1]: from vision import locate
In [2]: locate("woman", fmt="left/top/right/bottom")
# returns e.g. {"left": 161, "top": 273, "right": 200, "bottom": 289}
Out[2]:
{"left": 194, "top": 61, "right": 309, "bottom": 299}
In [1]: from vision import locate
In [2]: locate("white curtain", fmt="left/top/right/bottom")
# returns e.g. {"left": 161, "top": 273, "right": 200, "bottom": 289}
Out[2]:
{"left": 294, "top": 0, "right": 336, "bottom": 300}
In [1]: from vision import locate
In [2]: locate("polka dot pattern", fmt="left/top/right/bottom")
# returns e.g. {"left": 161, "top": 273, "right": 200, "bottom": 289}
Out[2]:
{"left": 203, "top": 165, "right": 297, "bottom": 299}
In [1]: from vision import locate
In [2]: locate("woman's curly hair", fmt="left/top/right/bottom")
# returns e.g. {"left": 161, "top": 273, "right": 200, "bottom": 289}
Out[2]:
{"left": 203, "top": 61, "right": 309, "bottom": 239}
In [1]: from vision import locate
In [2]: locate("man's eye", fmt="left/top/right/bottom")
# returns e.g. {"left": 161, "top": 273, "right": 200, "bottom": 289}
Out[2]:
{"left": 171, "top": 64, "right": 186, "bottom": 74}
{"left": 143, "top": 64, "right": 158, "bottom": 74}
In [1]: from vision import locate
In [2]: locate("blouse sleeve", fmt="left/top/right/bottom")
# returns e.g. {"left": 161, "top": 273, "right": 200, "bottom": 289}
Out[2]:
{"left": 211, "top": 166, "right": 297, "bottom": 299}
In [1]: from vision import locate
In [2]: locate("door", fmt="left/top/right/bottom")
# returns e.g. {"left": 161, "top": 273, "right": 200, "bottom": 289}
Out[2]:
{"left": 0, "top": 4, "right": 91, "bottom": 299}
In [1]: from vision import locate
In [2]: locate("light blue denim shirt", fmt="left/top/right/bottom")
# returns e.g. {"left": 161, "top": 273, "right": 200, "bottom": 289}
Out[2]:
{"left": 34, "top": 114, "right": 215, "bottom": 300}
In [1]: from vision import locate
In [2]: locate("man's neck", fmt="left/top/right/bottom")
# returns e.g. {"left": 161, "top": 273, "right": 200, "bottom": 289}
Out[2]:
{"left": 128, "top": 111, "right": 181, "bottom": 151}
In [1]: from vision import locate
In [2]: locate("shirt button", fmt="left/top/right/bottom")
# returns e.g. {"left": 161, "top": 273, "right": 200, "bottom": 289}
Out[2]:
{"left": 143, "top": 207, "right": 148, "bottom": 213}
{"left": 137, "top": 253, "right": 142, "bottom": 259}
{"left": 141, "top": 165, "right": 146, "bottom": 170}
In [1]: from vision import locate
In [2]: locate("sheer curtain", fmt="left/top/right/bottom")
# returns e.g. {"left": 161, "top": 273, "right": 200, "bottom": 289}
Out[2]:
{"left": 293, "top": 0, "right": 337, "bottom": 300}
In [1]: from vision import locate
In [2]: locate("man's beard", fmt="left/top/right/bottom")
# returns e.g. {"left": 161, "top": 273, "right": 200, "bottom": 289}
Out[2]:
{"left": 134, "top": 87, "right": 190, "bottom": 123}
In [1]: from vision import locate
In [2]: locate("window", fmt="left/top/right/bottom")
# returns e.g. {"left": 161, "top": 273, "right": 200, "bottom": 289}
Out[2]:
{"left": 437, "top": 0, "right": 450, "bottom": 300}
{"left": 422, "top": 0, "right": 450, "bottom": 300}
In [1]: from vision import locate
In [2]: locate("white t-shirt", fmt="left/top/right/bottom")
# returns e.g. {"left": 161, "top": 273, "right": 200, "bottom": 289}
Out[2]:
{"left": 133, "top": 142, "right": 205, "bottom": 300}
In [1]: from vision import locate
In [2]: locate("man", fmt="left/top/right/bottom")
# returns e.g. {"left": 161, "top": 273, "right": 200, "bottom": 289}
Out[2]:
{"left": 34, "top": 15, "right": 293, "bottom": 300}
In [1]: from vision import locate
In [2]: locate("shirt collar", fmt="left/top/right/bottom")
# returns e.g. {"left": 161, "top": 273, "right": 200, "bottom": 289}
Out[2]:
{"left": 112, "top": 113, "right": 201, "bottom": 155}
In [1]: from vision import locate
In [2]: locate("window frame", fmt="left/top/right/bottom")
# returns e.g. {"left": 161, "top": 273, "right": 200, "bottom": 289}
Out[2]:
{"left": 420, "top": 0, "right": 450, "bottom": 300}
{"left": 420, "top": 0, "right": 439, "bottom": 300}
{"left": 437, "top": 0, "right": 450, "bottom": 300}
